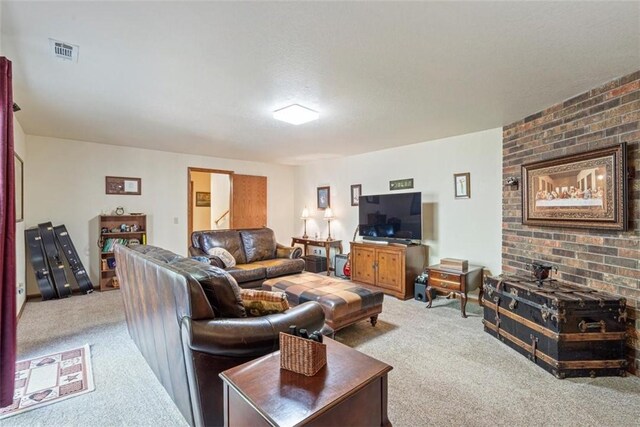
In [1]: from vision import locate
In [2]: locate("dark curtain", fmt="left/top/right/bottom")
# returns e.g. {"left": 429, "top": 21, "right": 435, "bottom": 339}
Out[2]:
{"left": 0, "top": 57, "right": 16, "bottom": 408}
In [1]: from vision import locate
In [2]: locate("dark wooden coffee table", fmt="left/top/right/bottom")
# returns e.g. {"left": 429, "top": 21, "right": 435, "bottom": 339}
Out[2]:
{"left": 219, "top": 337, "right": 393, "bottom": 426}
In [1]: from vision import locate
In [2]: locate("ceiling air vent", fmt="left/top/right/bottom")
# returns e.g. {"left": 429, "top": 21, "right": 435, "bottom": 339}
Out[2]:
{"left": 49, "top": 39, "right": 79, "bottom": 62}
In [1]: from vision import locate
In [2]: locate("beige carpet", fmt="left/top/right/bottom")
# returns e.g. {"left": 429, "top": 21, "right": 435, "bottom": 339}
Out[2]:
{"left": 337, "top": 296, "right": 640, "bottom": 427}
{"left": 9, "top": 291, "right": 640, "bottom": 426}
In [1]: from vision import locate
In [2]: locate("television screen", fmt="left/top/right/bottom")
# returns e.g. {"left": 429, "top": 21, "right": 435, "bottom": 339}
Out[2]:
{"left": 358, "top": 192, "right": 422, "bottom": 241}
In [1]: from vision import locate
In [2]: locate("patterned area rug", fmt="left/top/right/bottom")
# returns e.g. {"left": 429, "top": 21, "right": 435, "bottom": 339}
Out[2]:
{"left": 0, "top": 344, "right": 95, "bottom": 419}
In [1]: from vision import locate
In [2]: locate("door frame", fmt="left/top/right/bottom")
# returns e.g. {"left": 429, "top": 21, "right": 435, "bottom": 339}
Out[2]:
{"left": 187, "top": 167, "right": 234, "bottom": 248}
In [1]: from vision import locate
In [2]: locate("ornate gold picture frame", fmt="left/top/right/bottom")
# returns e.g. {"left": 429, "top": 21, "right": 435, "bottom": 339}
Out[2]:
{"left": 521, "top": 143, "right": 627, "bottom": 230}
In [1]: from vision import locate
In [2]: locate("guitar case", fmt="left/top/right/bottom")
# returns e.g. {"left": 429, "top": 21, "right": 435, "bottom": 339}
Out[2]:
{"left": 54, "top": 225, "right": 94, "bottom": 294}
{"left": 25, "top": 228, "right": 57, "bottom": 300}
{"left": 38, "top": 222, "right": 72, "bottom": 298}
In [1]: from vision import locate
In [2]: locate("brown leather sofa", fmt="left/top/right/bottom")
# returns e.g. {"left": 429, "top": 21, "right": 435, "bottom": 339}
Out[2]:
{"left": 115, "top": 244, "right": 327, "bottom": 427}
{"left": 189, "top": 228, "right": 304, "bottom": 288}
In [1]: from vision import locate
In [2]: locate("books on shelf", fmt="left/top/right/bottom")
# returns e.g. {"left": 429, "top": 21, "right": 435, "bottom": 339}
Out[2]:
{"left": 102, "top": 235, "right": 146, "bottom": 252}
{"left": 102, "top": 238, "right": 129, "bottom": 253}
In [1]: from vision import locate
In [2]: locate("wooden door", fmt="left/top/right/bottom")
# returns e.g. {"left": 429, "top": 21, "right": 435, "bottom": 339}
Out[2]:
{"left": 376, "top": 248, "right": 404, "bottom": 291}
{"left": 232, "top": 174, "right": 267, "bottom": 229}
{"left": 188, "top": 180, "right": 193, "bottom": 238}
{"left": 352, "top": 245, "right": 376, "bottom": 285}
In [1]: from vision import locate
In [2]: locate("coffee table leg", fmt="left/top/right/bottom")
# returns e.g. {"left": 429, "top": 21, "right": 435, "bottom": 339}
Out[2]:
{"left": 370, "top": 315, "right": 378, "bottom": 327}
{"left": 426, "top": 285, "right": 433, "bottom": 308}
{"left": 460, "top": 292, "right": 468, "bottom": 318}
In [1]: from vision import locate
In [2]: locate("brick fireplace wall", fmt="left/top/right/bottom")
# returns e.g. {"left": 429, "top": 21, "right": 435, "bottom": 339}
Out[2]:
{"left": 502, "top": 70, "right": 640, "bottom": 375}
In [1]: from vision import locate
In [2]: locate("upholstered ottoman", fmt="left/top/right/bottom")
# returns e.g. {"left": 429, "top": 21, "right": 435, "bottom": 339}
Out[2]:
{"left": 262, "top": 272, "right": 384, "bottom": 331}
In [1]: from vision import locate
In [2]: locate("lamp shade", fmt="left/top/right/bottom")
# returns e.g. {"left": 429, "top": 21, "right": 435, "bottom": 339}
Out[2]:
{"left": 301, "top": 207, "right": 309, "bottom": 219}
{"left": 323, "top": 208, "right": 334, "bottom": 220}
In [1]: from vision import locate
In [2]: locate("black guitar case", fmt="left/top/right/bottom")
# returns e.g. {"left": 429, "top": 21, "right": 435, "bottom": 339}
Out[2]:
{"left": 54, "top": 225, "right": 94, "bottom": 294}
{"left": 38, "top": 222, "right": 72, "bottom": 298}
{"left": 25, "top": 228, "right": 57, "bottom": 300}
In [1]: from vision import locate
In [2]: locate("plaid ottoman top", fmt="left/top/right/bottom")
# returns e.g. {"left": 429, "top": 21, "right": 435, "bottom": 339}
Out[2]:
{"left": 263, "top": 272, "right": 383, "bottom": 320}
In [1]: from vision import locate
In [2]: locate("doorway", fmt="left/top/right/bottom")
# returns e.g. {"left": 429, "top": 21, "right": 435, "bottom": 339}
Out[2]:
{"left": 187, "top": 168, "right": 268, "bottom": 245}
{"left": 188, "top": 168, "right": 233, "bottom": 240}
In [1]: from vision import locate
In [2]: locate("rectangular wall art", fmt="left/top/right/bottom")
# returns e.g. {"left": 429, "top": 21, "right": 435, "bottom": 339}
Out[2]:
{"left": 521, "top": 143, "right": 627, "bottom": 230}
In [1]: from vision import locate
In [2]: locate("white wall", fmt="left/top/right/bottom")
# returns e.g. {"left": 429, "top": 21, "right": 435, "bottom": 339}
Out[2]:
{"left": 25, "top": 136, "right": 296, "bottom": 294}
{"left": 293, "top": 128, "right": 503, "bottom": 274}
{"left": 191, "top": 171, "right": 212, "bottom": 231}
{"left": 14, "top": 117, "right": 26, "bottom": 313}
{"left": 210, "top": 173, "right": 230, "bottom": 229}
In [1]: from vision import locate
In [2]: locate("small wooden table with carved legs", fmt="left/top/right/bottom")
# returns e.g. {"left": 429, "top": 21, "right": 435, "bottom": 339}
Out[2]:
{"left": 425, "top": 264, "right": 484, "bottom": 318}
{"left": 291, "top": 237, "right": 343, "bottom": 276}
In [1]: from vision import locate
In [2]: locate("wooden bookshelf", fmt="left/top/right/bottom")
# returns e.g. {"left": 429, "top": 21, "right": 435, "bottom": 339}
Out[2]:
{"left": 99, "top": 214, "right": 147, "bottom": 291}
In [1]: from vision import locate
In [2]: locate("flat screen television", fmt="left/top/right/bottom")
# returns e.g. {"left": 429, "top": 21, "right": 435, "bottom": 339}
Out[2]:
{"left": 358, "top": 192, "right": 422, "bottom": 242}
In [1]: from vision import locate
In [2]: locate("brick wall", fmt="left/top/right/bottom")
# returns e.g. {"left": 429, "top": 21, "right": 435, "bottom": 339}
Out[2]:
{"left": 502, "top": 70, "right": 640, "bottom": 375}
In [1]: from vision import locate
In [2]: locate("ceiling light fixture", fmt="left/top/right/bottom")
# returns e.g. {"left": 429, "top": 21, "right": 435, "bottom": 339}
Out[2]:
{"left": 273, "top": 104, "right": 319, "bottom": 125}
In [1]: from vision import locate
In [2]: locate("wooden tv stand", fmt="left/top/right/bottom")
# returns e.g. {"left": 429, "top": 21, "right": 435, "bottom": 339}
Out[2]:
{"left": 350, "top": 241, "right": 427, "bottom": 300}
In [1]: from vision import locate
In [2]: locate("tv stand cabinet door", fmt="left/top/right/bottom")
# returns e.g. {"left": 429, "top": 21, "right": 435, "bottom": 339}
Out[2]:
{"left": 375, "top": 248, "right": 404, "bottom": 293}
{"left": 352, "top": 245, "right": 376, "bottom": 285}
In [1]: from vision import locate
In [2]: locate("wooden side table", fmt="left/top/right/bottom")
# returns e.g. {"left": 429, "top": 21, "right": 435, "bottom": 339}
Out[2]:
{"left": 220, "top": 337, "right": 392, "bottom": 427}
{"left": 291, "top": 237, "right": 343, "bottom": 276}
{"left": 425, "top": 264, "right": 484, "bottom": 318}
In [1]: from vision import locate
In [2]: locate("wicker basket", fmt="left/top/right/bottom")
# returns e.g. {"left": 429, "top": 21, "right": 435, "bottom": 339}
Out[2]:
{"left": 279, "top": 332, "right": 327, "bottom": 376}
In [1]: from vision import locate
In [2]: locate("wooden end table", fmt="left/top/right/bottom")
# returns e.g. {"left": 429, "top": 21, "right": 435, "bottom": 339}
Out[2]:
{"left": 291, "top": 237, "right": 343, "bottom": 276}
{"left": 425, "top": 264, "right": 484, "bottom": 318}
{"left": 219, "top": 337, "right": 392, "bottom": 427}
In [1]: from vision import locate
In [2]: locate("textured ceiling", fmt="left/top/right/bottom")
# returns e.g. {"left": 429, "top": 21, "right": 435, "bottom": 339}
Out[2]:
{"left": 2, "top": 1, "right": 639, "bottom": 164}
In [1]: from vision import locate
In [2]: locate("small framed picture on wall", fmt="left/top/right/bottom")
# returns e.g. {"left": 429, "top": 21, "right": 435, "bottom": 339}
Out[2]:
{"left": 454, "top": 173, "right": 471, "bottom": 199}
{"left": 351, "top": 184, "right": 362, "bottom": 206}
{"left": 317, "top": 186, "right": 330, "bottom": 210}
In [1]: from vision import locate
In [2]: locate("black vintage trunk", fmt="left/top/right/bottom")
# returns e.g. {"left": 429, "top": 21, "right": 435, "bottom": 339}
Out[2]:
{"left": 483, "top": 275, "right": 628, "bottom": 379}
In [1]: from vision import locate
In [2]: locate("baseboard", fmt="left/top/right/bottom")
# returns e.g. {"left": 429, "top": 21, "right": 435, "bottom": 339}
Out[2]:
{"left": 26, "top": 288, "right": 89, "bottom": 302}
{"left": 17, "top": 299, "right": 26, "bottom": 320}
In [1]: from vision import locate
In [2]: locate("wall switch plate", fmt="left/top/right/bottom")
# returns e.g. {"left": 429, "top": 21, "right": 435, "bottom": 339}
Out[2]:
{"left": 174, "top": 217, "right": 179, "bottom": 224}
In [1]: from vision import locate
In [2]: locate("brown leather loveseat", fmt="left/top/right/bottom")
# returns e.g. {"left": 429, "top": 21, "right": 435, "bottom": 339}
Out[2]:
{"left": 115, "top": 244, "right": 327, "bottom": 427}
{"left": 189, "top": 228, "right": 304, "bottom": 288}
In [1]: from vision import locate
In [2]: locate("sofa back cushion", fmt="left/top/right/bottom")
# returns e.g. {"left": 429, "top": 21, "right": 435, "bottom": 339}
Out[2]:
{"left": 115, "top": 245, "right": 215, "bottom": 426}
{"left": 132, "top": 245, "right": 183, "bottom": 263}
{"left": 240, "top": 228, "right": 277, "bottom": 263}
{"left": 194, "top": 230, "right": 247, "bottom": 265}
{"left": 169, "top": 258, "right": 247, "bottom": 318}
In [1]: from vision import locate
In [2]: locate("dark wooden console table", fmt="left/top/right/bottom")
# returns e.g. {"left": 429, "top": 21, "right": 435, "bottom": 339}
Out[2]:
{"left": 426, "top": 264, "right": 484, "bottom": 318}
{"left": 220, "top": 337, "right": 392, "bottom": 426}
{"left": 291, "top": 237, "right": 343, "bottom": 276}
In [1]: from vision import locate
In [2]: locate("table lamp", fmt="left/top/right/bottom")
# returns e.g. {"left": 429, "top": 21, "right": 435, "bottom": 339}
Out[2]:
{"left": 324, "top": 208, "right": 334, "bottom": 241}
{"left": 301, "top": 207, "right": 309, "bottom": 238}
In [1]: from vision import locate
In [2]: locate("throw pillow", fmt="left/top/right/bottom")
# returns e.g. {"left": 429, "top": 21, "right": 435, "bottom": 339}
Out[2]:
{"left": 240, "top": 289, "right": 289, "bottom": 317}
{"left": 168, "top": 258, "right": 246, "bottom": 318}
{"left": 206, "top": 247, "right": 236, "bottom": 268}
{"left": 190, "top": 256, "right": 211, "bottom": 264}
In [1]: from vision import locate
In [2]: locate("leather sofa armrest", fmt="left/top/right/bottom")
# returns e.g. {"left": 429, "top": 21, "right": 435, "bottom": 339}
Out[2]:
{"left": 276, "top": 243, "right": 302, "bottom": 259}
{"left": 189, "top": 246, "right": 206, "bottom": 257}
{"left": 188, "top": 246, "right": 225, "bottom": 268}
{"left": 184, "top": 301, "right": 326, "bottom": 358}
{"left": 320, "top": 324, "right": 335, "bottom": 339}
{"left": 205, "top": 256, "right": 225, "bottom": 269}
